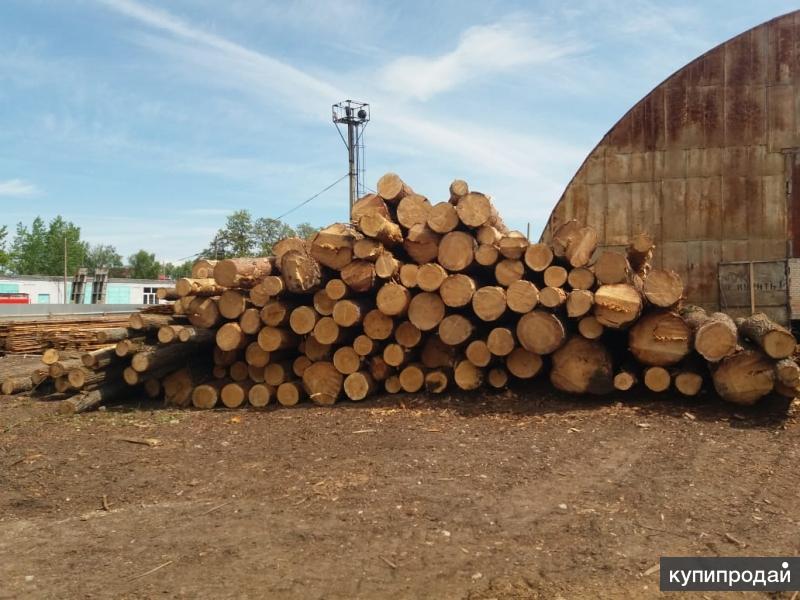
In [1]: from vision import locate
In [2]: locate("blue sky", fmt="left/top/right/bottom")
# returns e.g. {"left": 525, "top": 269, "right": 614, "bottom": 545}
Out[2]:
{"left": 0, "top": 0, "right": 796, "bottom": 262}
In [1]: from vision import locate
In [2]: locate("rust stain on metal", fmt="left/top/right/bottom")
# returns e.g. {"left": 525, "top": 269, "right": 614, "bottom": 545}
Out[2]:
{"left": 543, "top": 10, "right": 800, "bottom": 314}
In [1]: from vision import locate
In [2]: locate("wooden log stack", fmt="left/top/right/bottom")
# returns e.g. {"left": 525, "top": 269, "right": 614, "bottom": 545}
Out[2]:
{"left": 4, "top": 173, "right": 799, "bottom": 411}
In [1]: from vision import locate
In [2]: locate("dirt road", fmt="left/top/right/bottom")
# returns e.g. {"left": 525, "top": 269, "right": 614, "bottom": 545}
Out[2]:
{"left": 1, "top": 386, "right": 798, "bottom": 599}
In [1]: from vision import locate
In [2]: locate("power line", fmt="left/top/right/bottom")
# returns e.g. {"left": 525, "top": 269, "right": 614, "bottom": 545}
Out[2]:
{"left": 275, "top": 173, "right": 349, "bottom": 221}
{"left": 174, "top": 173, "right": 349, "bottom": 263}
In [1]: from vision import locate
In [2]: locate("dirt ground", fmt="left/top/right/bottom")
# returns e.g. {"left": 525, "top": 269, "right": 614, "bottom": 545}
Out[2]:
{"left": 1, "top": 382, "right": 799, "bottom": 599}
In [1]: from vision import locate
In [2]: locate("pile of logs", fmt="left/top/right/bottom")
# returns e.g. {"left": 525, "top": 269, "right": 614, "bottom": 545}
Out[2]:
{"left": 0, "top": 315, "right": 133, "bottom": 354}
{"left": 2, "top": 173, "right": 799, "bottom": 412}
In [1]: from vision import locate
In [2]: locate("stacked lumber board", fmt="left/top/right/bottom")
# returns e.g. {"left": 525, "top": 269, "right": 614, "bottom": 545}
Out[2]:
{"left": 3, "top": 173, "right": 799, "bottom": 412}
{"left": 0, "top": 315, "right": 134, "bottom": 354}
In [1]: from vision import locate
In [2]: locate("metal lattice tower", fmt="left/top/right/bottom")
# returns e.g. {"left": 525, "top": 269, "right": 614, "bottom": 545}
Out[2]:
{"left": 332, "top": 100, "right": 370, "bottom": 217}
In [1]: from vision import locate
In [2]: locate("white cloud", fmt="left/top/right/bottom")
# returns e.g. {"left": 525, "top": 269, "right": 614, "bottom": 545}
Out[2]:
{"left": 378, "top": 22, "right": 585, "bottom": 101}
{"left": 0, "top": 179, "right": 40, "bottom": 197}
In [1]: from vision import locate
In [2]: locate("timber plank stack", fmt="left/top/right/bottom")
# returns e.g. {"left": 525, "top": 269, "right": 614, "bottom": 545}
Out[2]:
{"left": 3, "top": 173, "right": 799, "bottom": 412}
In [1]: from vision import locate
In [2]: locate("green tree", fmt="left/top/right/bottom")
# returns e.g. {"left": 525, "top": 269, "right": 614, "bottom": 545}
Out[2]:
{"left": 128, "top": 250, "right": 160, "bottom": 279}
{"left": 0, "top": 225, "right": 9, "bottom": 273}
{"left": 295, "top": 222, "right": 319, "bottom": 241}
{"left": 253, "top": 217, "right": 296, "bottom": 255}
{"left": 163, "top": 260, "right": 193, "bottom": 280}
{"left": 10, "top": 216, "right": 87, "bottom": 275}
{"left": 84, "top": 244, "right": 123, "bottom": 270}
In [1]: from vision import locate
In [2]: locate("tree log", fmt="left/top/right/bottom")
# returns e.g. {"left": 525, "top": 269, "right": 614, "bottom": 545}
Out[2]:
{"left": 539, "top": 286, "right": 567, "bottom": 309}
{"left": 524, "top": 243, "right": 553, "bottom": 272}
{"left": 277, "top": 381, "right": 304, "bottom": 406}
{"left": 248, "top": 383, "right": 275, "bottom": 407}
{"left": 628, "top": 310, "right": 691, "bottom": 366}
{"left": 440, "top": 274, "right": 476, "bottom": 308}
{"left": 58, "top": 381, "right": 128, "bottom": 414}
{"left": 438, "top": 315, "right": 474, "bottom": 346}
{"left": 643, "top": 269, "right": 683, "bottom": 308}
{"left": 680, "top": 306, "right": 738, "bottom": 362}
{"left": 495, "top": 259, "right": 524, "bottom": 287}
{"left": 176, "top": 278, "right": 226, "bottom": 298}
{"left": 310, "top": 223, "right": 359, "bottom": 270}
{"left": 408, "top": 292, "right": 446, "bottom": 331}
{"left": 353, "top": 238, "right": 384, "bottom": 262}
{"left": 359, "top": 213, "right": 403, "bottom": 246}
{"left": 627, "top": 232, "right": 654, "bottom": 277}
{"left": 498, "top": 232, "right": 528, "bottom": 260}
{"left": 506, "top": 348, "right": 543, "bottom": 379}
{"left": 191, "top": 259, "right": 218, "bottom": 279}
{"left": 289, "top": 306, "right": 319, "bottom": 335}
{"left": 396, "top": 194, "right": 432, "bottom": 229}
{"left": 455, "top": 192, "right": 505, "bottom": 230}
{"left": 736, "top": 313, "right": 796, "bottom": 359}
{"left": 352, "top": 193, "right": 391, "bottom": 222}
{"left": 454, "top": 360, "right": 483, "bottom": 390}
{"left": 341, "top": 260, "right": 376, "bottom": 292}
{"left": 399, "top": 364, "right": 425, "bottom": 392}
{"left": 302, "top": 361, "right": 343, "bottom": 405}
{"left": 674, "top": 371, "right": 703, "bottom": 396}
{"left": 417, "top": 263, "right": 448, "bottom": 292}
{"left": 221, "top": 381, "right": 253, "bottom": 408}
{"left": 375, "top": 252, "right": 401, "bottom": 279}
{"left": 363, "top": 309, "right": 394, "bottom": 340}
{"left": 424, "top": 369, "right": 450, "bottom": 393}
{"left": 186, "top": 297, "right": 221, "bottom": 329}
{"left": 399, "top": 264, "right": 419, "bottom": 288}
{"left": 578, "top": 315, "right": 604, "bottom": 340}
{"left": 487, "top": 367, "right": 508, "bottom": 389}
{"left": 261, "top": 299, "right": 294, "bottom": 327}
{"left": 377, "top": 172, "right": 413, "bottom": 203}
{"left": 214, "top": 257, "right": 275, "bottom": 288}
{"left": 218, "top": 289, "right": 248, "bottom": 320}
{"left": 376, "top": 282, "right": 411, "bottom": 317}
{"left": 472, "top": 286, "right": 506, "bottom": 322}
{"left": 550, "top": 336, "right": 613, "bottom": 394}
{"left": 216, "top": 322, "right": 247, "bottom": 352}
{"left": 333, "top": 299, "right": 371, "bottom": 327}
{"left": 404, "top": 224, "right": 441, "bottom": 264}
{"left": 333, "top": 346, "right": 362, "bottom": 375}
{"left": 474, "top": 244, "right": 499, "bottom": 267}
{"left": 506, "top": 280, "right": 539, "bottom": 314}
{"left": 712, "top": 348, "right": 776, "bottom": 405}
{"left": 543, "top": 266, "right": 568, "bottom": 288}
{"left": 427, "top": 202, "right": 459, "bottom": 234}
{"left": 395, "top": 320, "right": 422, "bottom": 348}
{"left": 487, "top": 327, "right": 515, "bottom": 356}
{"left": 593, "top": 251, "right": 632, "bottom": 285}
{"left": 593, "top": 284, "right": 643, "bottom": 328}
{"left": 438, "top": 231, "right": 476, "bottom": 272}
{"left": 448, "top": 179, "right": 469, "bottom": 204}
{"left": 312, "top": 289, "right": 336, "bottom": 317}
{"left": 280, "top": 250, "right": 322, "bottom": 294}
{"left": 344, "top": 371, "right": 376, "bottom": 401}
{"left": 257, "top": 327, "right": 298, "bottom": 352}
{"left": 643, "top": 366, "right": 671, "bottom": 392}
{"left": 466, "top": 340, "right": 491, "bottom": 367}
{"left": 566, "top": 290, "right": 593, "bottom": 318}
{"left": 567, "top": 267, "right": 595, "bottom": 290}
{"left": 517, "top": 310, "right": 565, "bottom": 354}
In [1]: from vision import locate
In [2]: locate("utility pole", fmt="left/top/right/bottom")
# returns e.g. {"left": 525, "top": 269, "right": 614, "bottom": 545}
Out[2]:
{"left": 63, "top": 235, "right": 68, "bottom": 304}
{"left": 332, "top": 100, "right": 370, "bottom": 218}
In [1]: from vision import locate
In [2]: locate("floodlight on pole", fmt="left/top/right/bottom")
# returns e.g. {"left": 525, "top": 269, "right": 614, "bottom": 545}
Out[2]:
{"left": 332, "top": 100, "right": 370, "bottom": 218}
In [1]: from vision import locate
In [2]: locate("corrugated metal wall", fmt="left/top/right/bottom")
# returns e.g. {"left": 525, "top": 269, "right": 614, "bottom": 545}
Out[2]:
{"left": 542, "top": 11, "right": 800, "bottom": 319}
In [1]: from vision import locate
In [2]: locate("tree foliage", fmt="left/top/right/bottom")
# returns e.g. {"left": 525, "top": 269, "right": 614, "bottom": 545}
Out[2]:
{"left": 128, "top": 250, "right": 161, "bottom": 279}
{"left": 200, "top": 211, "right": 319, "bottom": 259}
{"left": 9, "top": 216, "right": 87, "bottom": 276}
{"left": 84, "top": 244, "right": 123, "bottom": 271}
{"left": 0, "top": 225, "right": 9, "bottom": 273}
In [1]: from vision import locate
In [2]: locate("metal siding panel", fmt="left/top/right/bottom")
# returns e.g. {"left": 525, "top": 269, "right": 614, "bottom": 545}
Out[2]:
{"left": 660, "top": 179, "right": 686, "bottom": 241}
{"left": 630, "top": 182, "right": 660, "bottom": 240}
{"left": 585, "top": 183, "right": 607, "bottom": 236}
{"left": 722, "top": 175, "right": 749, "bottom": 240}
{"left": 685, "top": 176, "right": 723, "bottom": 240}
{"left": 767, "top": 84, "right": 796, "bottom": 151}
{"left": 604, "top": 153, "right": 630, "bottom": 183}
{"left": 762, "top": 174, "right": 787, "bottom": 239}
{"left": 605, "top": 183, "right": 631, "bottom": 245}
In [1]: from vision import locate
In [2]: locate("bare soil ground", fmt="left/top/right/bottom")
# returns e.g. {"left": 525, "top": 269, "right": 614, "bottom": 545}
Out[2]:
{"left": 1, "top": 381, "right": 799, "bottom": 599}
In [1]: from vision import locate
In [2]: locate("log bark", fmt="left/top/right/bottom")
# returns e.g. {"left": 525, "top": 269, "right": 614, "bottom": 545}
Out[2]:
{"left": 58, "top": 381, "right": 128, "bottom": 414}
{"left": 1, "top": 377, "right": 33, "bottom": 395}
{"left": 310, "top": 223, "right": 359, "bottom": 270}
{"left": 517, "top": 310, "right": 565, "bottom": 354}
{"left": 129, "top": 313, "right": 178, "bottom": 331}
{"left": 736, "top": 313, "right": 796, "bottom": 359}
{"left": 550, "top": 336, "right": 613, "bottom": 394}
{"left": 368, "top": 356, "right": 394, "bottom": 382}
{"left": 176, "top": 278, "right": 226, "bottom": 298}
{"left": 680, "top": 306, "right": 738, "bottom": 362}
{"left": 438, "top": 231, "right": 476, "bottom": 272}
{"left": 214, "top": 257, "right": 275, "bottom": 288}
{"left": 593, "top": 284, "right": 643, "bottom": 329}
{"left": 506, "top": 280, "right": 539, "bottom": 314}
{"left": 95, "top": 327, "right": 135, "bottom": 344}
{"left": 628, "top": 310, "right": 691, "bottom": 366}
{"left": 81, "top": 346, "right": 119, "bottom": 369}
{"left": 643, "top": 269, "right": 683, "bottom": 308}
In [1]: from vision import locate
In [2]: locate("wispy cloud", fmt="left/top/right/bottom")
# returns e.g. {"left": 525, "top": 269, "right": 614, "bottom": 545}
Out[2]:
{"left": 379, "top": 22, "right": 585, "bottom": 101}
{"left": 0, "top": 179, "right": 40, "bottom": 197}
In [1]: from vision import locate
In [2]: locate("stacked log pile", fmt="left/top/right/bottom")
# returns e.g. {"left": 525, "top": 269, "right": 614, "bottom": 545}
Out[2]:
{"left": 0, "top": 315, "right": 133, "bottom": 354}
{"left": 3, "top": 173, "right": 799, "bottom": 412}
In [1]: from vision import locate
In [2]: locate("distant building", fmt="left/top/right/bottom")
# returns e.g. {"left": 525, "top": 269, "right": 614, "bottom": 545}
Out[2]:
{"left": 0, "top": 275, "right": 173, "bottom": 305}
